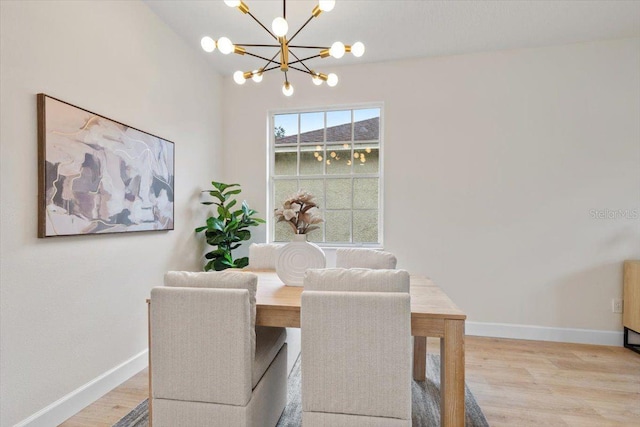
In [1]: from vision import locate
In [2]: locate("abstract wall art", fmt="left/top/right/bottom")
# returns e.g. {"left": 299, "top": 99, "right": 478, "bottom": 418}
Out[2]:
{"left": 37, "top": 94, "right": 175, "bottom": 237}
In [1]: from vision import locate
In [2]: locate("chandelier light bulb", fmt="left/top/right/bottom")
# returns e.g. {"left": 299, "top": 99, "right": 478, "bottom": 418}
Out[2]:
{"left": 327, "top": 73, "right": 338, "bottom": 87}
{"left": 329, "top": 41, "right": 345, "bottom": 59}
{"left": 271, "top": 17, "right": 289, "bottom": 37}
{"left": 233, "top": 71, "right": 247, "bottom": 85}
{"left": 318, "top": 0, "right": 336, "bottom": 12}
{"left": 217, "top": 37, "right": 234, "bottom": 55}
{"left": 282, "top": 82, "right": 294, "bottom": 96}
{"left": 201, "top": 36, "right": 216, "bottom": 53}
{"left": 351, "top": 41, "right": 365, "bottom": 57}
{"left": 251, "top": 70, "right": 263, "bottom": 83}
{"left": 312, "top": 74, "right": 323, "bottom": 86}
{"left": 224, "top": 0, "right": 241, "bottom": 7}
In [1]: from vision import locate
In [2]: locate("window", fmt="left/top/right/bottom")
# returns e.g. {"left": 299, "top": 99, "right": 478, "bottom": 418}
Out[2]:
{"left": 269, "top": 105, "right": 383, "bottom": 246}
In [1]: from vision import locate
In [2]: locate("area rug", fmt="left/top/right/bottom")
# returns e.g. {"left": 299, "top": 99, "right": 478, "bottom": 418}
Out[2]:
{"left": 114, "top": 354, "right": 489, "bottom": 427}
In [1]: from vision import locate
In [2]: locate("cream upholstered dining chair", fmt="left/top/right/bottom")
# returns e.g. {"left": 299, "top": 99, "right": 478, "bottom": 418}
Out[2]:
{"left": 246, "top": 243, "right": 282, "bottom": 270}
{"left": 301, "top": 268, "right": 412, "bottom": 426}
{"left": 335, "top": 248, "right": 398, "bottom": 269}
{"left": 150, "top": 271, "right": 287, "bottom": 427}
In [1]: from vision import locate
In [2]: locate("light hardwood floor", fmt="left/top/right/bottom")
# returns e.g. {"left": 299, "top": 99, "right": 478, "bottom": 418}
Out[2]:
{"left": 60, "top": 336, "right": 640, "bottom": 426}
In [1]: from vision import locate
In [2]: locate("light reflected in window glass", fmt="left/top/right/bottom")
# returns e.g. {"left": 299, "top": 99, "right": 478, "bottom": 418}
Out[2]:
{"left": 274, "top": 113, "right": 298, "bottom": 144}
{"left": 353, "top": 178, "right": 378, "bottom": 209}
{"left": 353, "top": 210, "right": 378, "bottom": 243}
{"left": 326, "top": 178, "right": 352, "bottom": 209}
{"left": 326, "top": 110, "right": 352, "bottom": 142}
{"left": 274, "top": 146, "right": 297, "bottom": 176}
{"left": 325, "top": 210, "right": 351, "bottom": 242}
{"left": 300, "top": 112, "right": 324, "bottom": 143}
{"left": 300, "top": 145, "right": 324, "bottom": 175}
{"left": 326, "top": 144, "right": 351, "bottom": 175}
{"left": 353, "top": 143, "right": 379, "bottom": 174}
{"left": 354, "top": 108, "right": 380, "bottom": 141}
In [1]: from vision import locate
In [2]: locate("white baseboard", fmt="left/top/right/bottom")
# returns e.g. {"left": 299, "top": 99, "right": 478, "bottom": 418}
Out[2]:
{"left": 466, "top": 321, "right": 624, "bottom": 346}
{"left": 14, "top": 350, "right": 148, "bottom": 427}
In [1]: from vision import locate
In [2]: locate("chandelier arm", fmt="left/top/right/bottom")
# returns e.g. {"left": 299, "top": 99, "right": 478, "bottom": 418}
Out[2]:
{"left": 288, "top": 65, "right": 314, "bottom": 75}
{"left": 284, "top": 70, "right": 290, "bottom": 84}
{"left": 235, "top": 43, "right": 282, "bottom": 48}
{"left": 243, "top": 50, "right": 282, "bottom": 63}
{"left": 260, "top": 52, "right": 280, "bottom": 71}
{"left": 288, "top": 45, "right": 330, "bottom": 49}
{"left": 288, "top": 50, "right": 312, "bottom": 73}
{"left": 287, "top": 54, "right": 322, "bottom": 65}
{"left": 263, "top": 64, "right": 281, "bottom": 73}
{"left": 247, "top": 11, "right": 278, "bottom": 41}
{"left": 287, "top": 15, "right": 315, "bottom": 44}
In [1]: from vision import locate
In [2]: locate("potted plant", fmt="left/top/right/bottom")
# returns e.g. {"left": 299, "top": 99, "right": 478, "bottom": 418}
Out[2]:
{"left": 195, "top": 181, "right": 265, "bottom": 271}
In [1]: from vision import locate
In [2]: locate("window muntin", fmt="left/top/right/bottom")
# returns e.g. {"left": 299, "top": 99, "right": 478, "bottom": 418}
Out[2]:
{"left": 269, "top": 106, "right": 383, "bottom": 246}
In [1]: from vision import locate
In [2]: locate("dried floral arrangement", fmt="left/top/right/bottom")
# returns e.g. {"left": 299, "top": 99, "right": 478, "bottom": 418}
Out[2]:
{"left": 274, "top": 190, "right": 323, "bottom": 235}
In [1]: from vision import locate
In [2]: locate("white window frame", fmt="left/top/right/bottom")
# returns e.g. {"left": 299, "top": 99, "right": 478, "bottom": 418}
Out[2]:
{"left": 267, "top": 102, "right": 384, "bottom": 248}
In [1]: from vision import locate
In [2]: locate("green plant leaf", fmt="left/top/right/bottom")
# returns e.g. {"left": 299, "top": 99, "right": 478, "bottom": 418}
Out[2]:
{"left": 195, "top": 226, "right": 207, "bottom": 233}
{"left": 235, "top": 257, "right": 249, "bottom": 269}
{"left": 200, "top": 202, "right": 214, "bottom": 205}
{"left": 236, "top": 230, "right": 251, "bottom": 241}
{"left": 224, "top": 189, "right": 242, "bottom": 198}
{"left": 209, "top": 190, "right": 224, "bottom": 201}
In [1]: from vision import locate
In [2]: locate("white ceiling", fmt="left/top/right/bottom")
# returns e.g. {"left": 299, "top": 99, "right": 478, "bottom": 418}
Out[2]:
{"left": 145, "top": 0, "right": 640, "bottom": 76}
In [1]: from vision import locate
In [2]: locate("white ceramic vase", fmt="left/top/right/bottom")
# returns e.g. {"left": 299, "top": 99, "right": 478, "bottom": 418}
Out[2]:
{"left": 275, "top": 234, "right": 326, "bottom": 287}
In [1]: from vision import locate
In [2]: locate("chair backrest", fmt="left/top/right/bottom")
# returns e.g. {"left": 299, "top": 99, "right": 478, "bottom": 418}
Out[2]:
{"left": 151, "top": 271, "right": 258, "bottom": 406}
{"left": 301, "top": 269, "right": 412, "bottom": 421}
{"left": 335, "top": 248, "right": 398, "bottom": 269}
{"left": 304, "top": 268, "right": 409, "bottom": 292}
{"left": 247, "top": 243, "right": 281, "bottom": 270}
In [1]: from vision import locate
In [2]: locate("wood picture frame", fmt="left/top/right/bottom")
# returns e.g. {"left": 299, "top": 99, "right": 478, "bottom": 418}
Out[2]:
{"left": 37, "top": 94, "right": 175, "bottom": 237}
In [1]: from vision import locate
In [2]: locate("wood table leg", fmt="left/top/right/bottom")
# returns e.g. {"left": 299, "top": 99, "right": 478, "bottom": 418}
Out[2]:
{"left": 440, "top": 319, "right": 465, "bottom": 427}
{"left": 413, "top": 336, "right": 427, "bottom": 381}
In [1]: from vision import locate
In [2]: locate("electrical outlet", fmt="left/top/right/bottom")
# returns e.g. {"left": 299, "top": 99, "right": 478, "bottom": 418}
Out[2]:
{"left": 612, "top": 299, "right": 623, "bottom": 313}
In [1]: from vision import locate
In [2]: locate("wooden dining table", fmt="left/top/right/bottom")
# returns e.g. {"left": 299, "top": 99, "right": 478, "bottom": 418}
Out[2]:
{"left": 254, "top": 271, "right": 467, "bottom": 427}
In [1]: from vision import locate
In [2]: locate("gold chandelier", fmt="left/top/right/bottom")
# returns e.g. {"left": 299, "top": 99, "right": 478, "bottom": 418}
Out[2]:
{"left": 200, "top": 0, "right": 365, "bottom": 96}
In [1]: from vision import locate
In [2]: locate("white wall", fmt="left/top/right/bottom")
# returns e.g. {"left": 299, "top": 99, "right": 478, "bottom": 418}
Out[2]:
{"left": 0, "top": 1, "right": 222, "bottom": 425}
{"left": 223, "top": 38, "right": 640, "bottom": 336}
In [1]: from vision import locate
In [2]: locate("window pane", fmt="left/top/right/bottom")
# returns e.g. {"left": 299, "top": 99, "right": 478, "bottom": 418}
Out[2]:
{"left": 326, "top": 178, "right": 352, "bottom": 209}
{"left": 353, "top": 178, "right": 378, "bottom": 209}
{"left": 306, "top": 221, "right": 324, "bottom": 243}
{"left": 300, "top": 112, "right": 324, "bottom": 143}
{"left": 354, "top": 108, "right": 380, "bottom": 141}
{"left": 353, "top": 210, "right": 378, "bottom": 243}
{"left": 274, "top": 146, "right": 297, "bottom": 176}
{"left": 353, "top": 143, "right": 379, "bottom": 174}
{"left": 325, "top": 210, "right": 351, "bottom": 242}
{"left": 274, "top": 113, "right": 298, "bottom": 144}
{"left": 326, "top": 144, "right": 352, "bottom": 175}
{"left": 326, "top": 110, "right": 352, "bottom": 142}
{"left": 299, "top": 179, "right": 325, "bottom": 213}
{"left": 299, "top": 179, "right": 325, "bottom": 243}
{"left": 274, "top": 220, "right": 293, "bottom": 242}
{"left": 300, "top": 145, "right": 324, "bottom": 175}
{"left": 274, "top": 179, "right": 298, "bottom": 209}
